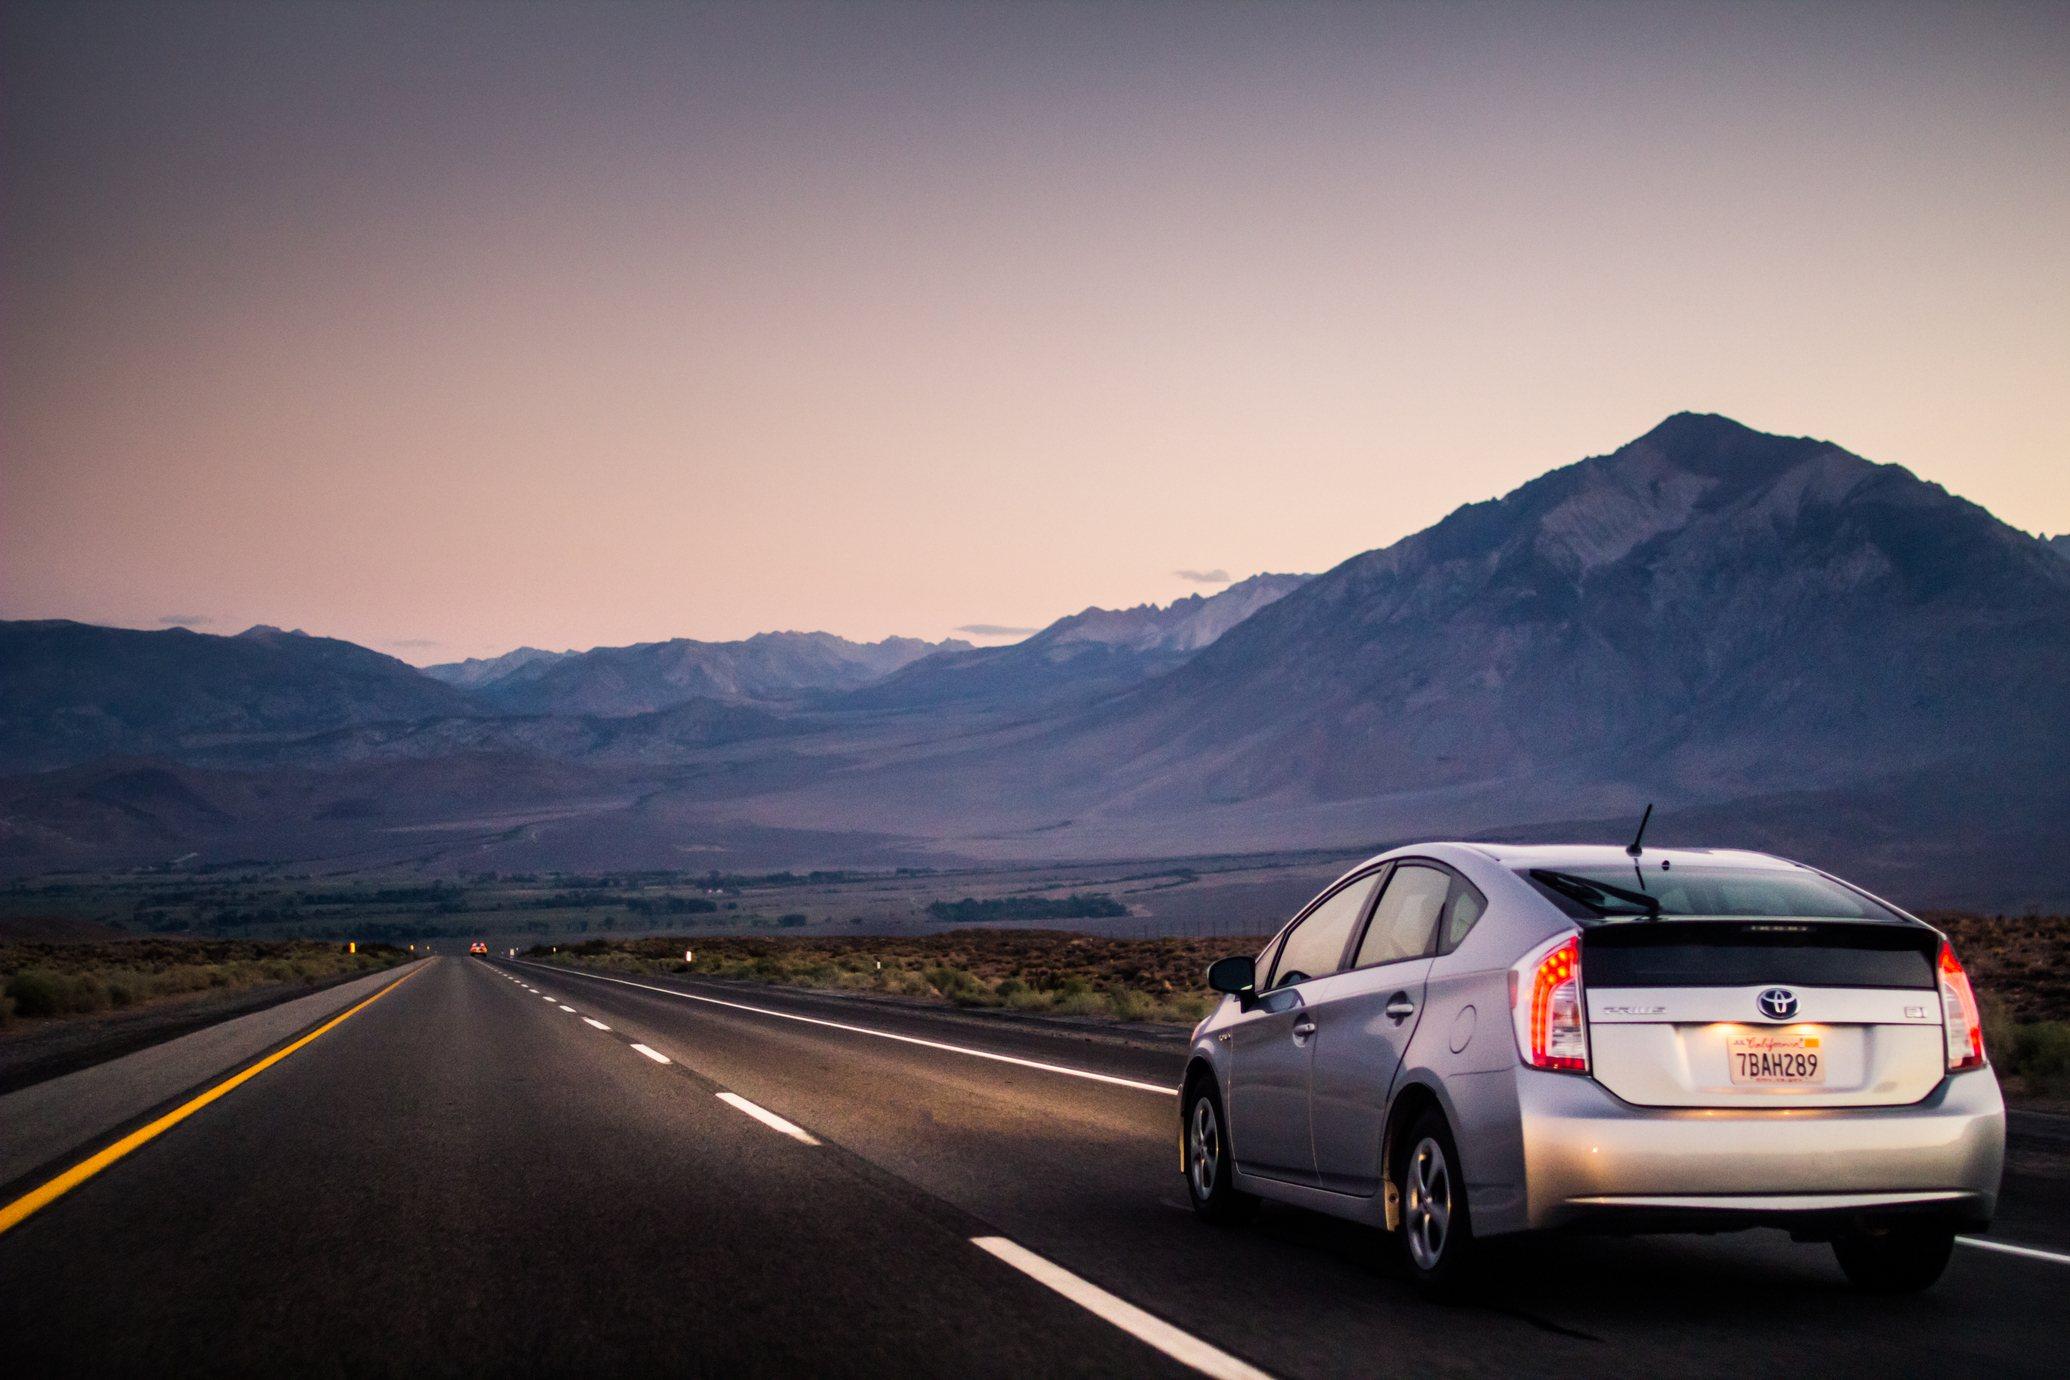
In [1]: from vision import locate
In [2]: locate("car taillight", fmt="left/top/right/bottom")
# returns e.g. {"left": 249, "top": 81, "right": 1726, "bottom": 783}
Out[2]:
{"left": 1512, "top": 934, "right": 1588, "bottom": 1072}
{"left": 1938, "top": 941, "right": 1985, "bottom": 1071}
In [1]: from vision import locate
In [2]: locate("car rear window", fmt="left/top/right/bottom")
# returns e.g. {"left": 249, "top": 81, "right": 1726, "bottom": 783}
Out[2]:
{"left": 1519, "top": 864, "right": 1904, "bottom": 923}
{"left": 1583, "top": 921, "right": 1937, "bottom": 989}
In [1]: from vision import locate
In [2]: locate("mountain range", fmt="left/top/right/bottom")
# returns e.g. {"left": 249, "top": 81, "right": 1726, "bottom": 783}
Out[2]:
{"left": 833, "top": 572, "right": 1309, "bottom": 715}
{"left": 3, "top": 413, "right": 2065, "bottom": 907}
{"left": 0, "top": 622, "right": 474, "bottom": 772}
{"left": 452, "top": 630, "right": 967, "bottom": 716}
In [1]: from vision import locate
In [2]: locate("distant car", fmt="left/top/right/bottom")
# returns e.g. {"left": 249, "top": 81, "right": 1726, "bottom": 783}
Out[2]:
{"left": 1182, "top": 843, "right": 2004, "bottom": 1292}
{"left": 469, "top": 941, "right": 488, "bottom": 956}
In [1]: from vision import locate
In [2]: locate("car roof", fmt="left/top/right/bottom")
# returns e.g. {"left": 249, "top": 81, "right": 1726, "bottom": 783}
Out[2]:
{"left": 1445, "top": 843, "right": 1804, "bottom": 872}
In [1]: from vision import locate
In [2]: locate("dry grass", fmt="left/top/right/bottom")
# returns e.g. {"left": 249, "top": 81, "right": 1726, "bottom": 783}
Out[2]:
{"left": 1925, "top": 912, "right": 2070, "bottom": 1021}
{"left": 1924, "top": 913, "right": 2070, "bottom": 1103}
{"left": 536, "top": 915, "right": 2070, "bottom": 1101}
{"left": 534, "top": 929, "right": 1269, "bottom": 1025}
{"left": 0, "top": 939, "right": 410, "bottom": 1029}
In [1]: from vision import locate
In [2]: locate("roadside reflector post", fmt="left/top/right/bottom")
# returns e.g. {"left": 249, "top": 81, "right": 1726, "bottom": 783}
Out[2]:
{"left": 348, "top": 941, "right": 356, "bottom": 954}
{"left": 685, "top": 949, "right": 694, "bottom": 963}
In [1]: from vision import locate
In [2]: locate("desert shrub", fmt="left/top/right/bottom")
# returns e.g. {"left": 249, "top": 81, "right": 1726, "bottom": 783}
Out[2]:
{"left": 923, "top": 965, "right": 996, "bottom": 1005}
{"left": 6, "top": 968, "right": 109, "bottom": 1017}
{"left": 1104, "top": 985, "right": 1149, "bottom": 1021}
{"left": 2005, "top": 1021, "right": 2070, "bottom": 1096}
{"left": 1050, "top": 987, "right": 1114, "bottom": 1018}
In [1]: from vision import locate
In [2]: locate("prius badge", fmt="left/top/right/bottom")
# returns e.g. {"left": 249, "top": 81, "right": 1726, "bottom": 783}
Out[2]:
{"left": 1756, "top": 987, "right": 1800, "bottom": 1021}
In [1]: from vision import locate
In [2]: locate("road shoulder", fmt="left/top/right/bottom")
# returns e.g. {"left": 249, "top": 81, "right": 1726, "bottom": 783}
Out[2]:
{"left": 0, "top": 959, "right": 427, "bottom": 1192}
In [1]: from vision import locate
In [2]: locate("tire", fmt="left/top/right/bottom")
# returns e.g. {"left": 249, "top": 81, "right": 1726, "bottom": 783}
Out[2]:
{"left": 1832, "top": 1222, "right": 1956, "bottom": 1293}
{"left": 1395, "top": 1107, "right": 1475, "bottom": 1292}
{"left": 1183, "top": 1080, "right": 1258, "bottom": 1225}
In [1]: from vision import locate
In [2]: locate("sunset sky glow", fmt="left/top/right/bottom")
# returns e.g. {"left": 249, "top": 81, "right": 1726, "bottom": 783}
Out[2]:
{"left": 4, "top": 1, "right": 2066, "bottom": 662}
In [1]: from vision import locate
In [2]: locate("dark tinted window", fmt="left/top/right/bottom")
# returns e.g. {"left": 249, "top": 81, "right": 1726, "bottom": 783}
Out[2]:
{"left": 1354, "top": 864, "right": 1447, "bottom": 967}
{"left": 1270, "top": 873, "right": 1381, "bottom": 988}
{"left": 1584, "top": 922, "right": 1936, "bottom": 989}
{"left": 1521, "top": 864, "right": 1903, "bottom": 924}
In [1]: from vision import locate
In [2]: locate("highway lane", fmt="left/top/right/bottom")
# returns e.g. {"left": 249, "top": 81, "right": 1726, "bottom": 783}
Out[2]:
{"left": 0, "top": 957, "right": 1231, "bottom": 1377}
{"left": 4, "top": 952, "right": 2063, "bottom": 1377}
{"left": 499, "top": 956, "right": 2070, "bottom": 1379}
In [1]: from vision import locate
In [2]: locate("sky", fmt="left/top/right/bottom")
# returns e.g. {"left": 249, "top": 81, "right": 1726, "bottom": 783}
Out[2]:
{"left": 3, "top": 1, "right": 2066, "bottom": 663}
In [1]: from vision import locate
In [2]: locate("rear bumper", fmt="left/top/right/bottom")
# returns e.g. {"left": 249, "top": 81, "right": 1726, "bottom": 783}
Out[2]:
{"left": 1513, "top": 1065, "right": 2005, "bottom": 1235}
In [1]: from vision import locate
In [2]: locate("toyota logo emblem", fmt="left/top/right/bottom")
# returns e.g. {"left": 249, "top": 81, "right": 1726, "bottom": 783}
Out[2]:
{"left": 1757, "top": 987, "right": 1799, "bottom": 1020}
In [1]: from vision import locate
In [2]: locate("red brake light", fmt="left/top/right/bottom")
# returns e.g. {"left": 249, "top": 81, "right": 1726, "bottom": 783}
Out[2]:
{"left": 1938, "top": 942, "right": 1984, "bottom": 1071}
{"left": 1515, "top": 935, "right": 1588, "bottom": 1072}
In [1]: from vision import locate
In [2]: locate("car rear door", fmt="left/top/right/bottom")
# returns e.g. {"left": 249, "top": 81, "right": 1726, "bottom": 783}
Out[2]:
{"left": 1306, "top": 862, "right": 1457, "bottom": 1195}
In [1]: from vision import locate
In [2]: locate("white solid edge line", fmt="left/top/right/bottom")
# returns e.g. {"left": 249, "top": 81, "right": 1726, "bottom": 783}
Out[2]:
{"left": 1959, "top": 1236, "right": 2070, "bottom": 1266}
{"left": 512, "top": 961, "right": 1175, "bottom": 1096}
{"left": 716, "top": 1091, "right": 822, "bottom": 1145}
{"left": 630, "top": 1043, "right": 671, "bottom": 1064}
{"left": 971, "top": 1236, "right": 1270, "bottom": 1380}
{"left": 583, "top": 1017, "right": 611, "bottom": 1031}
{"left": 559, "top": 1004, "right": 577, "bottom": 1012}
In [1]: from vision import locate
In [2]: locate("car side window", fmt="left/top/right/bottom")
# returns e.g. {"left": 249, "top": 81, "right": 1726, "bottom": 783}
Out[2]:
{"left": 1268, "top": 873, "right": 1381, "bottom": 989}
{"left": 1353, "top": 863, "right": 1449, "bottom": 967}
{"left": 1438, "top": 877, "right": 1487, "bottom": 954}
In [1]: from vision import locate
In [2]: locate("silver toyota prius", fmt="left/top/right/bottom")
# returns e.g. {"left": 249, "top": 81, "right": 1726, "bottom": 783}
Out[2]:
{"left": 1181, "top": 842, "right": 2005, "bottom": 1292}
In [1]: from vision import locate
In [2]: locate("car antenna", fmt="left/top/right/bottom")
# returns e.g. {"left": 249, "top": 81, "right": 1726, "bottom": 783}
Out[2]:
{"left": 1625, "top": 803, "right": 1653, "bottom": 858}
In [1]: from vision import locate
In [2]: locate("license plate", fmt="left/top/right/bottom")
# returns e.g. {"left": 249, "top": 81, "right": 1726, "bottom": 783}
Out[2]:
{"left": 1727, "top": 1032, "right": 1824, "bottom": 1085}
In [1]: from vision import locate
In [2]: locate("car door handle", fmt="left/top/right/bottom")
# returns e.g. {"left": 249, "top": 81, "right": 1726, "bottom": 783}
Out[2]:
{"left": 1291, "top": 1020, "right": 1317, "bottom": 1043}
{"left": 1385, "top": 993, "right": 1416, "bottom": 1023}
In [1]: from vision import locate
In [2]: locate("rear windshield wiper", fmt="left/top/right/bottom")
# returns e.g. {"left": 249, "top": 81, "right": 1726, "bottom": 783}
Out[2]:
{"left": 1529, "top": 869, "right": 1663, "bottom": 919}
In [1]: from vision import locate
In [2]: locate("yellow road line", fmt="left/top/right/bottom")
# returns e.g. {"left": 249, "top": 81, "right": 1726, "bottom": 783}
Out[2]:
{"left": 0, "top": 959, "right": 429, "bottom": 1239}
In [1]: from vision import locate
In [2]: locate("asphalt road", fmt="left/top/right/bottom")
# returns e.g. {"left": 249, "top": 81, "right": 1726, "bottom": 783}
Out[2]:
{"left": 3, "top": 955, "right": 2065, "bottom": 1377}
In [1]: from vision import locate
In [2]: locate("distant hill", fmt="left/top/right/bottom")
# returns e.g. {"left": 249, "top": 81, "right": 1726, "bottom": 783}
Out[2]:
{"left": 694, "top": 413, "right": 2069, "bottom": 903}
{"left": 838, "top": 573, "right": 1309, "bottom": 713}
{"left": 422, "top": 646, "right": 571, "bottom": 688}
{"left": 474, "top": 630, "right": 969, "bottom": 717}
{"left": 1072, "top": 411, "right": 2070, "bottom": 818}
{"left": 0, "top": 622, "right": 477, "bottom": 772}
{"left": 2, "top": 414, "right": 2064, "bottom": 908}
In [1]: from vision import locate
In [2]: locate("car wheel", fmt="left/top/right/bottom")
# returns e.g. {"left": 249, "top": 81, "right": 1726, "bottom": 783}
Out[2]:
{"left": 1396, "top": 1107, "right": 1474, "bottom": 1291}
{"left": 1832, "top": 1222, "right": 1956, "bottom": 1293}
{"left": 1183, "top": 1080, "right": 1258, "bottom": 1225}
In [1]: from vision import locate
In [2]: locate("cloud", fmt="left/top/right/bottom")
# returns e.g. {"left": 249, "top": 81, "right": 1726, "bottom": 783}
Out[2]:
{"left": 158, "top": 614, "right": 213, "bottom": 627}
{"left": 954, "top": 623, "right": 1039, "bottom": 637}
{"left": 1173, "top": 568, "right": 1231, "bottom": 585}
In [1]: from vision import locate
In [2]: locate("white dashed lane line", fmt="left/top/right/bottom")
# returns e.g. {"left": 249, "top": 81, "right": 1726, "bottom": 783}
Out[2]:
{"left": 513, "top": 961, "right": 1174, "bottom": 1096}
{"left": 630, "top": 1044, "right": 671, "bottom": 1065}
{"left": 715, "top": 1092, "right": 821, "bottom": 1145}
{"left": 504, "top": 960, "right": 2070, "bottom": 1256}
{"left": 583, "top": 1017, "right": 611, "bottom": 1031}
{"left": 971, "top": 1236, "right": 1270, "bottom": 1380}
{"left": 558, "top": 1005, "right": 577, "bottom": 1012}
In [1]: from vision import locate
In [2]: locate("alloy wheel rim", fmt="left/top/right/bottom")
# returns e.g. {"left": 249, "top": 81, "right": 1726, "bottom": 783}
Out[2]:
{"left": 1404, "top": 1136, "right": 1452, "bottom": 1270}
{"left": 1189, "top": 1098, "right": 1219, "bottom": 1199}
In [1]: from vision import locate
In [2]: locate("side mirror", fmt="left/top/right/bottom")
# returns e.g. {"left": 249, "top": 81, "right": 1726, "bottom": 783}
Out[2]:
{"left": 1206, "top": 954, "right": 1257, "bottom": 1004}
